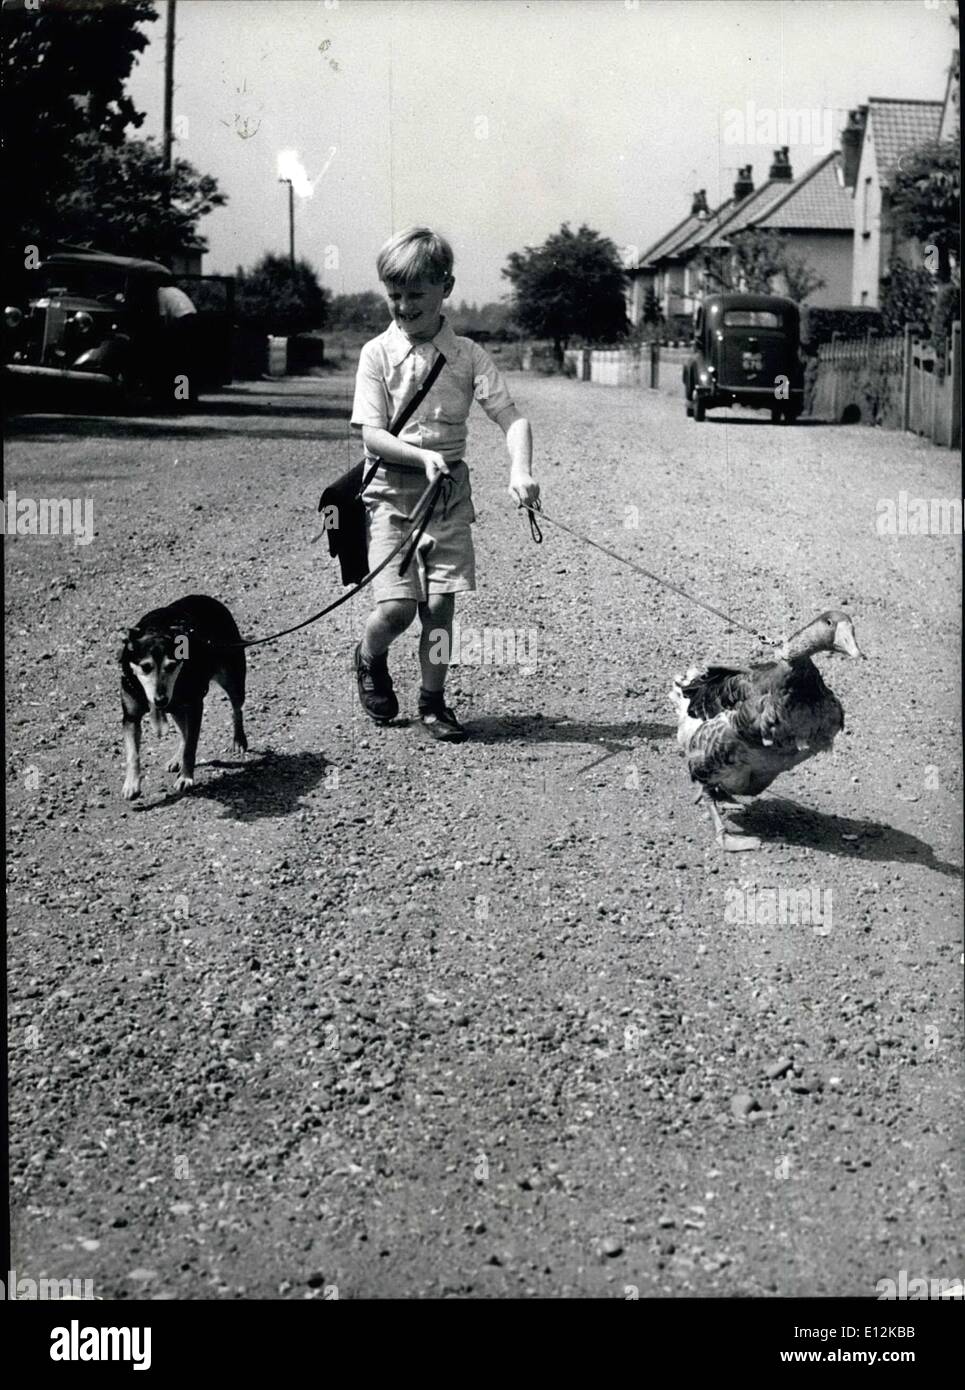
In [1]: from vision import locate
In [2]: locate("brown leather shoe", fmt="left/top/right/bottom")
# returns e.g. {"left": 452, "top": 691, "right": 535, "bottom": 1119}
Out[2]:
{"left": 417, "top": 696, "right": 466, "bottom": 743}
{"left": 353, "top": 643, "right": 398, "bottom": 723}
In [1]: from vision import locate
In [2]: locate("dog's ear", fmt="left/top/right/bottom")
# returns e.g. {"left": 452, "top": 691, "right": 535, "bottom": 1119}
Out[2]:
{"left": 117, "top": 626, "right": 139, "bottom": 663}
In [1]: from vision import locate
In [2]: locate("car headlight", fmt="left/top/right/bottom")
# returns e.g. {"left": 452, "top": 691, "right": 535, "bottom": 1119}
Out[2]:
{"left": 72, "top": 310, "right": 94, "bottom": 333}
{"left": 5, "top": 306, "right": 23, "bottom": 328}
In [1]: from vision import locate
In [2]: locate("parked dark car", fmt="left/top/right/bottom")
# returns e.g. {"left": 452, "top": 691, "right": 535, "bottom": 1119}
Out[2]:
{"left": 4, "top": 251, "right": 233, "bottom": 407}
{"left": 682, "top": 293, "right": 804, "bottom": 423}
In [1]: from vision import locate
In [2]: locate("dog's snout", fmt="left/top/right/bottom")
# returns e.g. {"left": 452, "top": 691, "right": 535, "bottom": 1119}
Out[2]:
{"left": 154, "top": 694, "right": 169, "bottom": 710}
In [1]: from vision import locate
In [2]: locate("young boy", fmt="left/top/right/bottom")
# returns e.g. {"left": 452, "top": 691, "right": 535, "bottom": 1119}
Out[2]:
{"left": 350, "top": 226, "right": 539, "bottom": 742}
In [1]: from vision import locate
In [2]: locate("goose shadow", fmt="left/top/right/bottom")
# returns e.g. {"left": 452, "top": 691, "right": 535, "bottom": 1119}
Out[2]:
{"left": 131, "top": 748, "right": 329, "bottom": 822}
{"left": 736, "top": 795, "right": 963, "bottom": 877}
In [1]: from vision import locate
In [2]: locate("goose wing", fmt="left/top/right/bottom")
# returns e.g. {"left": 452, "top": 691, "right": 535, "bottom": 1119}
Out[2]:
{"left": 681, "top": 660, "right": 803, "bottom": 748}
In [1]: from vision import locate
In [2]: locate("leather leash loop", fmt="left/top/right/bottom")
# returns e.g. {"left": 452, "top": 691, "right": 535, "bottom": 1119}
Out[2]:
{"left": 525, "top": 495, "right": 544, "bottom": 544}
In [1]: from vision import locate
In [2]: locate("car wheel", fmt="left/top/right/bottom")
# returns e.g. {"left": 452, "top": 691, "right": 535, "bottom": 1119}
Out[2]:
{"left": 693, "top": 395, "right": 706, "bottom": 422}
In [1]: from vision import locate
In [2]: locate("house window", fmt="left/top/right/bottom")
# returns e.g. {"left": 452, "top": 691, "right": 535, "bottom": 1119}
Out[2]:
{"left": 860, "top": 290, "right": 868, "bottom": 304}
{"left": 861, "top": 177, "right": 872, "bottom": 238}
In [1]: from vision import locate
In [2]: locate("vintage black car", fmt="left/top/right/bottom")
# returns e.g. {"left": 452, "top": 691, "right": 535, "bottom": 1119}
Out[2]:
{"left": 4, "top": 250, "right": 232, "bottom": 407}
{"left": 682, "top": 293, "right": 804, "bottom": 423}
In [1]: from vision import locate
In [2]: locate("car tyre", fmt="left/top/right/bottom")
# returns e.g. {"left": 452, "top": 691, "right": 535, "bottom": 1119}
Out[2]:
{"left": 693, "top": 395, "right": 706, "bottom": 422}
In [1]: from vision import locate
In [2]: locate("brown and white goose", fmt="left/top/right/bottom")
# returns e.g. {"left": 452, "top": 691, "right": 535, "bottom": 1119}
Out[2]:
{"left": 670, "top": 611, "right": 865, "bottom": 851}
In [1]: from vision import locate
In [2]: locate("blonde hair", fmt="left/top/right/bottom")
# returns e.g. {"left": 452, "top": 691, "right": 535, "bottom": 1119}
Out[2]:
{"left": 377, "top": 226, "right": 454, "bottom": 285}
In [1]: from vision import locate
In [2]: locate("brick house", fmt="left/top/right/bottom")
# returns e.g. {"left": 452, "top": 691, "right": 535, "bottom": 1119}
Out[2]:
{"left": 628, "top": 148, "right": 853, "bottom": 336}
{"left": 846, "top": 98, "right": 944, "bottom": 307}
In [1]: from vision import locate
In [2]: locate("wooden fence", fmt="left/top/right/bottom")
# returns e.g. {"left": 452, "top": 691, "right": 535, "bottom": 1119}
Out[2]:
{"left": 813, "top": 322, "right": 960, "bottom": 448}
{"left": 565, "top": 325, "right": 960, "bottom": 449}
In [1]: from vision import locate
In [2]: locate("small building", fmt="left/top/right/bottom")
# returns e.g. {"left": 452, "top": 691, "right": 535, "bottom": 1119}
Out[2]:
{"left": 626, "top": 190, "right": 713, "bottom": 332}
{"left": 847, "top": 98, "right": 943, "bottom": 307}
{"left": 169, "top": 246, "right": 205, "bottom": 278}
{"left": 938, "top": 50, "right": 960, "bottom": 142}
{"left": 693, "top": 148, "right": 853, "bottom": 308}
{"left": 628, "top": 148, "right": 854, "bottom": 336}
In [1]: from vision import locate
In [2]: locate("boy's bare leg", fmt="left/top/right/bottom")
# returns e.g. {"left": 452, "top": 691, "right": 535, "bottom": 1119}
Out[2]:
{"left": 419, "top": 592, "right": 455, "bottom": 694}
{"left": 361, "top": 598, "right": 417, "bottom": 658}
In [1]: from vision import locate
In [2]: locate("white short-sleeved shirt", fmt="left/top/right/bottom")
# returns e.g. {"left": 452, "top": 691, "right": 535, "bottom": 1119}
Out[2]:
{"left": 351, "top": 318, "right": 515, "bottom": 463}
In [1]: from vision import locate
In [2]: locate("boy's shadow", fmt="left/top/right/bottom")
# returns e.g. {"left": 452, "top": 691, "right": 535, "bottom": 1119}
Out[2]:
{"left": 465, "top": 714, "right": 676, "bottom": 762}
{"left": 738, "top": 796, "right": 963, "bottom": 876}
{"left": 132, "top": 749, "right": 329, "bottom": 822}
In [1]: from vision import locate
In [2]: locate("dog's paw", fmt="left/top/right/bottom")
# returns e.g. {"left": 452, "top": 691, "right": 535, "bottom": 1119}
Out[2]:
{"left": 232, "top": 739, "right": 248, "bottom": 758}
{"left": 166, "top": 754, "right": 182, "bottom": 772}
{"left": 175, "top": 774, "right": 195, "bottom": 793}
{"left": 122, "top": 776, "right": 142, "bottom": 801}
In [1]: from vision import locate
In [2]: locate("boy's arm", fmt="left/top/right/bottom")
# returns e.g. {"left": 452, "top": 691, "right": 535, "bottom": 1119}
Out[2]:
{"left": 360, "top": 428, "right": 450, "bottom": 482}
{"left": 493, "top": 405, "right": 539, "bottom": 507}
{"left": 352, "top": 341, "right": 450, "bottom": 483}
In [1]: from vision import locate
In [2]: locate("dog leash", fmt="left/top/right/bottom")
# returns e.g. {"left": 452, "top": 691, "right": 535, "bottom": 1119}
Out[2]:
{"left": 521, "top": 498, "right": 780, "bottom": 648}
{"left": 202, "top": 476, "right": 445, "bottom": 651}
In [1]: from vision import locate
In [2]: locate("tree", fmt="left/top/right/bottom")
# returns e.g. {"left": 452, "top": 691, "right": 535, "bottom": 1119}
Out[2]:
{"left": 889, "top": 138, "right": 960, "bottom": 283}
{"left": 642, "top": 287, "right": 663, "bottom": 325}
{"left": 711, "top": 228, "right": 825, "bottom": 302}
{"left": 879, "top": 258, "right": 937, "bottom": 335}
{"left": 477, "top": 301, "right": 513, "bottom": 337}
{"left": 2, "top": 0, "right": 158, "bottom": 249}
{"left": 52, "top": 136, "right": 226, "bottom": 265}
{"left": 328, "top": 291, "right": 387, "bottom": 333}
{"left": 236, "top": 254, "right": 331, "bottom": 336}
{"left": 502, "top": 223, "right": 628, "bottom": 363}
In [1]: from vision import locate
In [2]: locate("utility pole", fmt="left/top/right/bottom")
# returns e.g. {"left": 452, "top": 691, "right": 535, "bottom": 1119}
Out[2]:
{"left": 163, "top": 0, "right": 176, "bottom": 170}
{"left": 279, "top": 178, "right": 295, "bottom": 270}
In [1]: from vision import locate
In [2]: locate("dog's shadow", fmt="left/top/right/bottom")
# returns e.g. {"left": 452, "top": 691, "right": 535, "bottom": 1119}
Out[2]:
{"left": 738, "top": 796, "right": 963, "bottom": 877}
{"left": 133, "top": 748, "right": 329, "bottom": 822}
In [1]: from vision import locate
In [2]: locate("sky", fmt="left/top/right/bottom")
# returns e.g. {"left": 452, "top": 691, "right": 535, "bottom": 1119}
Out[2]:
{"left": 126, "top": 0, "right": 957, "bottom": 303}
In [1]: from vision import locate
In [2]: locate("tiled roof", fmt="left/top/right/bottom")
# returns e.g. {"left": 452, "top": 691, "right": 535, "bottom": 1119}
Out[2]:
{"left": 676, "top": 196, "right": 738, "bottom": 255}
{"left": 756, "top": 152, "right": 853, "bottom": 230}
{"left": 702, "top": 181, "right": 792, "bottom": 246}
{"left": 702, "top": 153, "right": 853, "bottom": 242}
{"left": 867, "top": 98, "right": 942, "bottom": 183}
{"left": 636, "top": 212, "right": 705, "bottom": 268}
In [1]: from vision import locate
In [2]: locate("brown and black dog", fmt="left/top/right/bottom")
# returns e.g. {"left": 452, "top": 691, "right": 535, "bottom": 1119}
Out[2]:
{"left": 119, "top": 594, "right": 247, "bottom": 799}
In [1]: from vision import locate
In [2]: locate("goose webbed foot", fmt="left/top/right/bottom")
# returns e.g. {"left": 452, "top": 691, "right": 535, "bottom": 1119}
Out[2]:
{"left": 703, "top": 790, "right": 761, "bottom": 853}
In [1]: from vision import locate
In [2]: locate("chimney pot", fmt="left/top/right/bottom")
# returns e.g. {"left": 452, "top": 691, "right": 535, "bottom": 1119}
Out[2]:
{"left": 768, "top": 147, "right": 793, "bottom": 180}
{"left": 733, "top": 163, "right": 755, "bottom": 201}
{"left": 840, "top": 107, "right": 868, "bottom": 189}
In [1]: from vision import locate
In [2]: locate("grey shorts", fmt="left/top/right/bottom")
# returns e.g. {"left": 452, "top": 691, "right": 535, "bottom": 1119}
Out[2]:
{"left": 363, "top": 459, "right": 476, "bottom": 603}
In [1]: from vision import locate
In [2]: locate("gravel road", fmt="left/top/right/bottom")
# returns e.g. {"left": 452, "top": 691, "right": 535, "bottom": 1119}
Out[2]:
{"left": 5, "top": 373, "right": 962, "bottom": 1299}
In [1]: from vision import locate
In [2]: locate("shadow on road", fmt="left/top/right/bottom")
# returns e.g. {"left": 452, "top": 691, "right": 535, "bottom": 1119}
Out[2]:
{"left": 131, "top": 748, "right": 330, "bottom": 822}
{"left": 4, "top": 412, "right": 348, "bottom": 444}
{"left": 704, "top": 416, "right": 835, "bottom": 427}
{"left": 465, "top": 713, "right": 677, "bottom": 748}
{"left": 739, "top": 796, "right": 963, "bottom": 876}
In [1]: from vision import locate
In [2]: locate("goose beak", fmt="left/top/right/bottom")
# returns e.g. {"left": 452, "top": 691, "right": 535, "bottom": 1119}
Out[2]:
{"left": 833, "top": 622, "right": 865, "bottom": 659}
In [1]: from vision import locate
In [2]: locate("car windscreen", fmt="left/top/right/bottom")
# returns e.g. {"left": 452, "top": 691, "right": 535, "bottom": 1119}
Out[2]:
{"left": 39, "top": 264, "right": 128, "bottom": 304}
{"left": 722, "top": 310, "right": 782, "bottom": 329}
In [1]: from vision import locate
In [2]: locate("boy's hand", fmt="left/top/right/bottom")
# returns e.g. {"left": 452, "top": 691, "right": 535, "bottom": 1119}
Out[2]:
{"left": 421, "top": 450, "right": 451, "bottom": 484}
{"left": 508, "top": 471, "right": 540, "bottom": 509}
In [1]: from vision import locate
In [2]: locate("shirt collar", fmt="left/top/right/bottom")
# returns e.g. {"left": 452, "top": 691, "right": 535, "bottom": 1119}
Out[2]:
{"left": 385, "top": 316, "right": 462, "bottom": 367}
